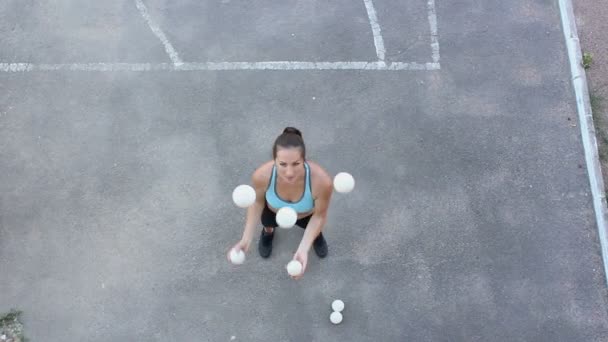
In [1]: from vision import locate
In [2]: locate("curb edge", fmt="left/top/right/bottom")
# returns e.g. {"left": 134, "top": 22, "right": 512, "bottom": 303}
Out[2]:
{"left": 559, "top": 0, "right": 608, "bottom": 289}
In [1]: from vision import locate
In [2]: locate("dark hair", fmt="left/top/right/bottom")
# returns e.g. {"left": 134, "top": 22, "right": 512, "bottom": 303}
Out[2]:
{"left": 273, "top": 127, "right": 306, "bottom": 159}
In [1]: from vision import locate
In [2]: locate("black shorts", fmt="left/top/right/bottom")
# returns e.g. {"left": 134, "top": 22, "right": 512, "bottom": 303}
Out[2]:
{"left": 261, "top": 202, "right": 312, "bottom": 229}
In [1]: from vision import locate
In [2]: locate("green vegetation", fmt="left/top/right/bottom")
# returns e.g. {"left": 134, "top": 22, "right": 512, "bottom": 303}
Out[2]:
{"left": 0, "top": 310, "right": 27, "bottom": 342}
{"left": 582, "top": 52, "right": 593, "bottom": 69}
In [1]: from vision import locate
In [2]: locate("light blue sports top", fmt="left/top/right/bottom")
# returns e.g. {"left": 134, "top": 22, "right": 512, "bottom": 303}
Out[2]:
{"left": 265, "top": 162, "right": 314, "bottom": 213}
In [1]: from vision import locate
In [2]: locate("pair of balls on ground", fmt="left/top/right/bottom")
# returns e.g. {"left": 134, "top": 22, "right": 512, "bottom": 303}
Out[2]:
{"left": 330, "top": 299, "right": 345, "bottom": 324}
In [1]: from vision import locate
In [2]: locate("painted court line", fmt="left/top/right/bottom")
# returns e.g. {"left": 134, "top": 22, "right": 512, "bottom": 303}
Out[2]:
{"left": 0, "top": 1, "right": 441, "bottom": 72}
{"left": 362, "top": 0, "right": 386, "bottom": 61}
{"left": 0, "top": 62, "right": 440, "bottom": 72}
{"left": 134, "top": 0, "right": 183, "bottom": 65}
{"left": 427, "top": 0, "right": 440, "bottom": 63}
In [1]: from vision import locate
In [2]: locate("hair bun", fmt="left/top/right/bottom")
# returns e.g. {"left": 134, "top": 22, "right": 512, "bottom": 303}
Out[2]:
{"left": 283, "top": 127, "right": 302, "bottom": 137}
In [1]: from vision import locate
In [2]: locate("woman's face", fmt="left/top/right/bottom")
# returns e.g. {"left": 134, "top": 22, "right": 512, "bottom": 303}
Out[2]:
{"left": 275, "top": 147, "right": 304, "bottom": 184}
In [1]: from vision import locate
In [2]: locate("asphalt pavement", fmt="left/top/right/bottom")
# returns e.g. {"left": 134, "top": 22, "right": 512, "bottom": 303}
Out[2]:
{"left": 1, "top": 0, "right": 608, "bottom": 341}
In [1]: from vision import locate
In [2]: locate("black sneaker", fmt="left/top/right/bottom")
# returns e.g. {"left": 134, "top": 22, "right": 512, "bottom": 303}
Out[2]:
{"left": 258, "top": 228, "right": 274, "bottom": 258}
{"left": 313, "top": 233, "right": 328, "bottom": 258}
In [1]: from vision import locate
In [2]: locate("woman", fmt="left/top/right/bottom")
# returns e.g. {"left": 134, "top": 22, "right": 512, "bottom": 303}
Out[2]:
{"left": 228, "top": 127, "right": 334, "bottom": 279}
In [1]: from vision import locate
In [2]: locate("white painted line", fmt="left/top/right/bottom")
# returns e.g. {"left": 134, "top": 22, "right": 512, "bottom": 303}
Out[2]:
{"left": 362, "top": 0, "right": 386, "bottom": 61}
{"left": 0, "top": 63, "right": 170, "bottom": 72}
{"left": 559, "top": 0, "right": 608, "bottom": 288}
{"left": 0, "top": 61, "right": 440, "bottom": 72}
{"left": 427, "top": 0, "right": 440, "bottom": 63}
{"left": 134, "top": 0, "right": 183, "bottom": 66}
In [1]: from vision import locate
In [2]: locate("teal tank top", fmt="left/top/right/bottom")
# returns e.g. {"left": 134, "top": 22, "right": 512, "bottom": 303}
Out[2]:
{"left": 265, "top": 162, "right": 314, "bottom": 213}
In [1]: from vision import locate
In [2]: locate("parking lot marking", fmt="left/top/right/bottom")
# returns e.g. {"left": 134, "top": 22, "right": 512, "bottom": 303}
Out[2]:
{"left": 363, "top": 0, "right": 386, "bottom": 61}
{"left": 134, "top": 0, "right": 183, "bottom": 66}
{"left": 427, "top": 0, "right": 440, "bottom": 63}
{"left": 0, "top": 61, "right": 440, "bottom": 72}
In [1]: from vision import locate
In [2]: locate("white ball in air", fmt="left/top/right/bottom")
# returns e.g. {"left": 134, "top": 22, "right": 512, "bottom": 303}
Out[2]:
{"left": 232, "top": 184, "right": 256, "bottom": 208}
{"left": 333, "top": 172, "right": 355, "bottom": 193}
{"left": 276, "top": 207, "right": 297, "bottom": 228}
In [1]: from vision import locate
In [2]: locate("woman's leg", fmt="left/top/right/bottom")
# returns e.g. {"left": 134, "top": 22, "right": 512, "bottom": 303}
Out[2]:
{"left": 259, "top": 203, "right": 278, "bottom": 258}
{"left": 296, "top": 216, "right": 328, "bottom": 258}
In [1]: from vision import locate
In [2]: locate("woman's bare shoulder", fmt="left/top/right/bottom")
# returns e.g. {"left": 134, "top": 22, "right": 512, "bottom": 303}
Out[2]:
{"left": 307, "top": 160, "right": 333, "bottom": 189}
{"left": 251, "top": 160, "right": 274, "bottom": 189}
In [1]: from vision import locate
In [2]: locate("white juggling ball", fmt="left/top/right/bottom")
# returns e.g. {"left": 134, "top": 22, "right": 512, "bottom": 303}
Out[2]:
{"left": 330, "top": 311, "right": 343, "bottom": 324}
{"left": 276, "top": 207, "right": 297, "bottom": 228}
{"left": 232, "top": 184, "right": 256, "bottom": 208}
{"left": 332, "top": 299, "right": 345, "bottom": 312}
{"left": 286, "top": 260, "right": 303, "bottom": 276}
{"left": 229, "top": 248, "right": 245, "bottom": 265}
{"left": 333, "top": 172, "right": 355, "bottom": 193}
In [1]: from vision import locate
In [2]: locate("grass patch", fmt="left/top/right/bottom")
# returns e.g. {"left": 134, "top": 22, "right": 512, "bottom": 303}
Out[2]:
{"left": 0, "top": 310, "right": 27, "bottom": 342}
{"left": 590, "top": 94, "right": 608, "bottom": 161}
{"left": 591, "top": 93, "right": 604, "bottom": 115}
{"left": 592, "top": 93, "right": 608, "bottom": 201}
{"left": 583, "top": 52, "right": 593, "bottom": 69}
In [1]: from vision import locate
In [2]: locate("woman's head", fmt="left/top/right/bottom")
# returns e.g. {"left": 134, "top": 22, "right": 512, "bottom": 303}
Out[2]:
{"left": 273, "top": 127, "right": 306, "bottom": 184}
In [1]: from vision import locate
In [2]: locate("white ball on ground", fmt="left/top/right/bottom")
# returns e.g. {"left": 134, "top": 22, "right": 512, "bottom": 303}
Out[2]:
{"left": 229, "top": 248, "right": 245, "bottom": 265}
{"left": 333, "top": 172, "right": 355, "bottom": 193}
{"left": 331, "top": 299, "right": 345, "bottom": 312}
{"left": 276, "top": 207, "right": 297, "bottom": 228}
{"left": 232, "top": 184, "right": 256, "bottom": 208}
{"left": 330, "top": 311, "right": 343, "bottom": 324}
{"left": 286, "top": 260, "right": 303, "bottom": 276}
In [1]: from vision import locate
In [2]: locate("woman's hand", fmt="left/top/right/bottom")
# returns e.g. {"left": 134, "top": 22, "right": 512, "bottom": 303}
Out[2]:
{"left": 227, "top": 239, "right": 250, "bottom": 262}
{"left": 290, "top": 249, "right": 308, "bottom": 280}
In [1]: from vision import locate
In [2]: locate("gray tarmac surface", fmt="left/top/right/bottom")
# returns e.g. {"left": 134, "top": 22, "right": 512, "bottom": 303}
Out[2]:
{"left": 1, "top": 0, "right": 608, "bottom": 341}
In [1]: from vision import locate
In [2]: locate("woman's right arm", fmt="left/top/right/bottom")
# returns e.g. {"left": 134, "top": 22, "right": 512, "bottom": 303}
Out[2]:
{"left": 228, "top": 165, "right": 269, "bottom": 257}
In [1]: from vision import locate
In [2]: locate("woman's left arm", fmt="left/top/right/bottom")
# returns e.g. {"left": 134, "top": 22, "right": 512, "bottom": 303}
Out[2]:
{"left": 297, "top": 177, "right": 333, "bottom": 255}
